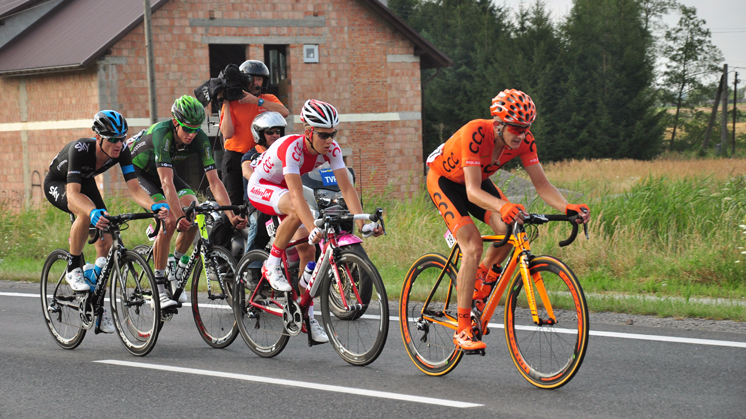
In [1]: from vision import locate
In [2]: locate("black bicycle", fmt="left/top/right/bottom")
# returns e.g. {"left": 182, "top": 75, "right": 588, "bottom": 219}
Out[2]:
{"left": 134, "top": 201, "right": 247, "bottom": 349}
{"left": 41, "top": 212, "right": 163, "bottom": 356}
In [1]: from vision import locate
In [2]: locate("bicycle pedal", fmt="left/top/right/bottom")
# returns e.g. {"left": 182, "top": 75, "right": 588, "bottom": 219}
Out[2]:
{"left": 463, "top": 349, "right": 486, "bottom": 356}
{"left": 483, "top": 327, "right": 490, "bottom": 335}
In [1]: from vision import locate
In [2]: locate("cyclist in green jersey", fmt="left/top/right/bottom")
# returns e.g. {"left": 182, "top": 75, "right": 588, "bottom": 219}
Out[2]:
{"left": 129, "top": 95, "right": 247, "bottom": 308}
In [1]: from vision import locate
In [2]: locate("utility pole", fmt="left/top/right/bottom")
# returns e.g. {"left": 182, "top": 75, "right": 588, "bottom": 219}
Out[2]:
{"left": 733, "top": 71, "right": 740, "bottom": 156}
{"left": 718, "top": 64, "right": 728, "bottom": 155}
{"left": 144, "top": 0, "right": 157, "bottom": 124}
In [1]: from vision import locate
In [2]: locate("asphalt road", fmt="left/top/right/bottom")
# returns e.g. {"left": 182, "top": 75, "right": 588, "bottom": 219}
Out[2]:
{"left": 1, "top": 280, "right": 745, "bottom": 419}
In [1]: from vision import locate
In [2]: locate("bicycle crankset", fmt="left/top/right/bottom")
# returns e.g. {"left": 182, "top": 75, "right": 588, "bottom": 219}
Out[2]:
{"left": 78, "top": 294, "right": 94, "bottom": 330}
{"left": 283, "top": 296, "right": 302, "bottom": 336}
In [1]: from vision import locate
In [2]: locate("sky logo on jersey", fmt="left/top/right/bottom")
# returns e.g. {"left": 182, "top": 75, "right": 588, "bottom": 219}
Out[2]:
{"left": 74, "top": 142, "right": 89, "bottom": 153}
{"left": 250, "top": 186, "right": 273, "bottom": 201}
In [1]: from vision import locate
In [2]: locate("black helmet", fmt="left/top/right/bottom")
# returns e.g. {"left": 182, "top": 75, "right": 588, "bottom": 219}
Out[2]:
{"left": 92, "top": 110, "right": 128, "bottom": 138}
{"left": 239, "top": 60, "right": 270, "bottom": 93}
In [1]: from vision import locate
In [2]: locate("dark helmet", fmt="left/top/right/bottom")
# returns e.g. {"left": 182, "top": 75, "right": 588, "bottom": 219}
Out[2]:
{"left": 92, "top": 110, "right": 128, "bottom": 138}
{"left": 171, "top": 95, "right": 206, "bottom": 126}
{"left": 239, "top": 60, "right": 270, "bottom": 93}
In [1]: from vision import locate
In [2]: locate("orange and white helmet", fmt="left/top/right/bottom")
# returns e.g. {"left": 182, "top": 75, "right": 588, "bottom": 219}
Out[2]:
{"left": 300, "top": 99, "right": 339, "bottom": 128}
{"left": 490, "top": 89, "right": 536, "bottom": 127}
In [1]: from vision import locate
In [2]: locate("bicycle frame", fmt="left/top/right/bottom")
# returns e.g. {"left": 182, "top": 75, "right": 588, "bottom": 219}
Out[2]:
{"left": 418, "top": 226, "right": 557, "bottom": 336}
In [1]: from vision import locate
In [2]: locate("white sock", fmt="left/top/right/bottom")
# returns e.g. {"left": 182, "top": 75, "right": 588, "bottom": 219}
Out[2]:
{"left": 266, "top": 255, "right": 281, "bottom": 267}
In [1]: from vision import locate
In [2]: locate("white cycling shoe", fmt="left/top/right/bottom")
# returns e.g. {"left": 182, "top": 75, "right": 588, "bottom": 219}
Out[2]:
{"left": 97, "top": 310, "right": 115, "bottom": 334}
{"left": 65, "top": 268, "right": 90, "bottom": 292}
{"left": 262, "top": 262, "right": 292, "bottom": 292}
{"left": 309, "top": 318, "right": 329, "bottom": 343}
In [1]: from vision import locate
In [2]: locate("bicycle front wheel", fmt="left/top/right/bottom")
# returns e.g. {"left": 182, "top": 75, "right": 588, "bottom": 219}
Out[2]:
{"left": 40, "top": 249, "right": 86, "bottom": 349}
{"left": 504, "top": 255, "right": 589, "bottom": 389}
{"left": 320, "top": 248, "right": 389, "bottom": 366}
{"left": 110, "top": 250, "right": 161, "bottom": 356}
{"left": 399, "top": 253, "right": 463, "bottom": 376}
{"left": 233, "top": 249, "right": 289, "bottom": 357}
{"left": 191, "top": 245, "right": 238, "bottom": 348}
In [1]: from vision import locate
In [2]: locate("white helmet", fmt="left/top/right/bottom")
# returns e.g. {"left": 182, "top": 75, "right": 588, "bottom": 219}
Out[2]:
{"left": 300, "top": 99, "right": 339, "bottom": 128}
{"left": 251, "top": 112, "right": 287, "bottom": 146}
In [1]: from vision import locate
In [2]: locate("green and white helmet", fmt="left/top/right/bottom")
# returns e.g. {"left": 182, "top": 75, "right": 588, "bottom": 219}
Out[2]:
{"left": 171, "top": 95, "right": 205, "bottom": 126}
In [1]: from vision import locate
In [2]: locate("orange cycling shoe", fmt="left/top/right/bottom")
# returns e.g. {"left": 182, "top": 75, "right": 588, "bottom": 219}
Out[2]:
{"left": 453, "top": 329, "right": 486, "bottom": 351}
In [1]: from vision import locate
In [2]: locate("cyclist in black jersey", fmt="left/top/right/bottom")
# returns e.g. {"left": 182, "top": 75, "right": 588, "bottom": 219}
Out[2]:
{"left": 44, "top": 110, "right": 169, "bottom": 331}
{"left": 128, "top": 95, "right": 246, "bottom": 308}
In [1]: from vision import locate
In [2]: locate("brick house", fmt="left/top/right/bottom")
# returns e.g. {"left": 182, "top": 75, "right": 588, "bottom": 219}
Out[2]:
{"left": 0, "top": 0, "right": 450, "bottom": 211}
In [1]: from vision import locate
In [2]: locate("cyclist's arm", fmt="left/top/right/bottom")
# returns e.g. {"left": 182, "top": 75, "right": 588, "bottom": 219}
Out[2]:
{"left": 205, "top": 169, "right": 245, "bottom": 227}
{"left": 334, "top": 167, "right": 365, "bottom": 231}
{"left": 65, "top": 182, "right": 109, "bottom": 228}
{"left": 285, "top": 173, "right": 316, "bottom": 230}
{"left": 124, "top": 178, "right": 159, "bottom": 212}
{"left": 220, "top": 101, "right": 235, "bottom": 139}
{"left": 524, "top": 163, "right": 568, "bottom": 212}
{"left": 241, "top": 160, "right": 254, "bottom": 180}
{"left": 156, "top": 166, "right": 185, "bottom": 221}
{"left": 463, "top": 166, "right": 509, "bottom": 213}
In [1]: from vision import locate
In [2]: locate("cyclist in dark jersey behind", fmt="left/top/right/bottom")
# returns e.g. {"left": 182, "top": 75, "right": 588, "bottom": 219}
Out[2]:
{"left": 426, "top": 89, "right": 591, "bottom": 351}
{"left": 44, "top": 110, "right": 170, "bottom": 332}
{"left": 129, "top": 95, "right": 246, "bottom": 309}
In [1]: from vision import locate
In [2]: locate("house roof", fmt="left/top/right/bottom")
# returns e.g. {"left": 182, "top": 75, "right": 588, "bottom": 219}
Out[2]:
{"left": 0, "top": 0, "right": 450, "bottom": 76}
{"left": 358, "top": 0, "right": 451, "bottom": 69}
{"left": 0, "top": 0, "right": 168, "bottom": 76}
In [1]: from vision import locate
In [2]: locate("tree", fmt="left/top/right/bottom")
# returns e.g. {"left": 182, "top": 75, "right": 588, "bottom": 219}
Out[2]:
{"left": 661, "top": 5, "right": 723, "bottom": 149}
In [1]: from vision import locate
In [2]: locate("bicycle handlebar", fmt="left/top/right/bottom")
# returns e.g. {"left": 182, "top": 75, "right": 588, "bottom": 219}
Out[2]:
{"left": 313, "top": 207, "right": 386, "bottom": 235}
{"left": 87, "top": 212, "right": 163, "bottom": 244}
{"left": 181, "top": 201, "right": 249, "bottom": 224}
{"left": 492, "top": 212, "right": 587, "bottom": 248}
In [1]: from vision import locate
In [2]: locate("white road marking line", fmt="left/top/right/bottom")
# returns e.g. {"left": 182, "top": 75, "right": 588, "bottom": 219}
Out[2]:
{"left": 95, "top": 360, "right": 482, "bottom": 408}
{"left": 6, "top": 292, "right": 745, "bottom": 348}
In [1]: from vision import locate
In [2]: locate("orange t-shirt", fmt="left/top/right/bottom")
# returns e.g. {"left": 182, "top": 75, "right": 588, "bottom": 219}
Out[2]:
{"left": 427, "top": 119, "right": 540, "bottom": 183}
{"left": 221, "top": 93, "right": 283, "bottom": 154}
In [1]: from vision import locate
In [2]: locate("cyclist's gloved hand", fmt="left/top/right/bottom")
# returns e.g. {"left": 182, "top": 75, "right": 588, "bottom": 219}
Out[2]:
{"left": 361, "top": 222, "right": 377, "bottom": 238}
{"left": 308, "top": 227, "right": 323, "bottom": 244}
{"left": 151, "top": 203, "right": 169, "bottom": 213}
{"left": 499, "top": 203, "right": 525, "bottom": 224}
{"left": 89, "top": 208, "right": 106, "bottom": 228}
{"left": 565, "top": 203, "right": 590, "bottom": 224}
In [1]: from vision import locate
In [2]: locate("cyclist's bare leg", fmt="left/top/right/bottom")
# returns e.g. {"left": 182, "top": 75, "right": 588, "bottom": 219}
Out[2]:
{"left": 455, "top": 223, "right": 483, "bottom": 311}
{"left": 274, "top": 194, "right": 303, "bottom": 250}
{"left": 480, "top": 212, "right": 513, "bottom": 269}
{"left": 174, "top": 194, "right": 199, "bottom": 255}
{"left": 69, "top": 200, "right": 113, "bottom": 261}
{"left": 153, "top": 194, "right": 198, "bottom": 271}
{"left": 293, "top": 225, "right": 315, "bottom": 279}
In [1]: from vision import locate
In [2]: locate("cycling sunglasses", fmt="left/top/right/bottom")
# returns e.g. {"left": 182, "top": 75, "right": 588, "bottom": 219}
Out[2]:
{"left": 505, "top": 124, "right": 529, "bottom": 136}
{"left": 176, "top": 119, "right": 201, "bottom": 134}
{"left": 104, "top": 136, "right": 126, "bottom": 144}
{"left": 264, "top": 128, "right": 283, "bottom": 136}
{"left": 315, "top": 130, "right": 338, "bottom": 140}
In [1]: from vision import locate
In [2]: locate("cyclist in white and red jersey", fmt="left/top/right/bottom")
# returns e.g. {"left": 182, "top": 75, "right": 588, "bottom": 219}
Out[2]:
{"left": 247, "top": 99, "right": 383, "bottom": 290}
{"left": 427, "top": 89, "right": 591, "bottom": 351}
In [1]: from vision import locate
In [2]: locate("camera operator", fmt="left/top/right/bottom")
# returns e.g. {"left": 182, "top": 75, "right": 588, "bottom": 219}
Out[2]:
{"left": 219, "top": 60, "right": 289, "bottom": 205}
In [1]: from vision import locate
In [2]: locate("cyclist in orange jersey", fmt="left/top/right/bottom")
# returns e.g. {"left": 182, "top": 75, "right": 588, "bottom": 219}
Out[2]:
{"left": 426, "top": 89, "right": 591, "bottom": 351}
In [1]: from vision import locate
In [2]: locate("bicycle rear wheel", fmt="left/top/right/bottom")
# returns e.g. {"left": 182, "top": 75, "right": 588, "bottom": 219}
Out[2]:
{"left": 110, "top": 250, "right": 161, "bottom": 356}
{"left": 233, "top": 249, "right": 289, "bottom": 357}
{"left": 40, "top": 249, "right": 86, "bottom": 349}
{"left": 191, "top": 245, "right": 238, "bottom": 348}
{"left": 320, "top": 249, "right": 389, "bottom": 366}
{"left": 399, "top": 253, "right": 463, "bottom": 376}
{"left": 504, "top": 256, "right": 589, "bottom": 389}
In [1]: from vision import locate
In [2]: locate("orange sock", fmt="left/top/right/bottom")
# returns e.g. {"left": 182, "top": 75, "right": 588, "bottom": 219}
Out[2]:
{"left": 457, "top": 307, "right": 471, "bottom": 333}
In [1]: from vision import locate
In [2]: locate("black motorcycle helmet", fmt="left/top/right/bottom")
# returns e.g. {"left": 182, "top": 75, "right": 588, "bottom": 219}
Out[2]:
{"left": 239, "top": 60, "right": 270, "bottom": 94}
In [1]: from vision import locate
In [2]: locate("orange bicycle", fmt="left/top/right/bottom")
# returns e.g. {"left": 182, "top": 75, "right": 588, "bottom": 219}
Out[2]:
{"left": 399, "top": 213, "right": 589, "bottom": 389}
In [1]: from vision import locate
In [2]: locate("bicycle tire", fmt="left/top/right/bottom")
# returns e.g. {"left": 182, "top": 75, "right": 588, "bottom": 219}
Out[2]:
{"left": 191, "top": 245, "right": 239, "bottom": 348}
{"left": 233, "top": 249, "right": 289, "bottom": 357}
{"left": 40, "top": 249, "right": 86, "bottom": 349}
{"left": 131, "top": 244, "right": 166, "bottom": 334}
{"left": 110, "top": 250, "right": 161, "bottom": 356}
{"left": 326, "top": 243, "right": 372, "bottom": 320}
{"left": 504, "top": 255, "right": 589, "bottom": 389}
{"left": 399, "top": 253, "right": 463, "bottom": 376}
{"left": 320, "top": 248, "right": 389, "bottom": 366}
